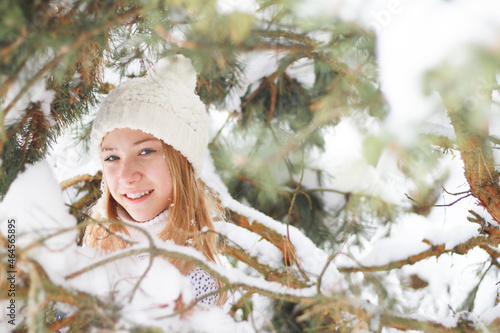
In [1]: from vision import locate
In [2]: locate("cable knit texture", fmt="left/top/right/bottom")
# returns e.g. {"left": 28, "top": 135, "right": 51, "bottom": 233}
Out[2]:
{"left": 119, "top": 208, "right": 169, "bottom": 244}
{"left": 90, "top": 56, "right": 209, "bottom": 176}
{"left": 117, "top": 208, "right": 219, "bottom": 306}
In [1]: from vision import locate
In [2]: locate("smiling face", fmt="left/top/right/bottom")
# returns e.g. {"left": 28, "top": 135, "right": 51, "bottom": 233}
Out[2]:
{"left": 101, "top": 128, "right": 173, "bottom": 222}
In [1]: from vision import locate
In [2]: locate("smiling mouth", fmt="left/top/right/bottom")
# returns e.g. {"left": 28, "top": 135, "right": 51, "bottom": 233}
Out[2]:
{"left": 125, "top": 190, "right": 153, "bottom": 199}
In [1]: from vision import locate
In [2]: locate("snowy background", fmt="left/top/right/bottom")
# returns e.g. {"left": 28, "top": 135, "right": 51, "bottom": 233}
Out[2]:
{"left": 2, "top": 0, "right": 500, "bottom": 331}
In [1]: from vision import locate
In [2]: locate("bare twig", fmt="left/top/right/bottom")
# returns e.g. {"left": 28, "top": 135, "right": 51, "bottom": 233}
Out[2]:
{"left": 405, "top": 192, "right": 472, "bottom": 208}
{"left": 338, "top": 235, "right": 500, "bottom": 274}
{"left": 60, "top": 173, "right": 101, "bottom": 191}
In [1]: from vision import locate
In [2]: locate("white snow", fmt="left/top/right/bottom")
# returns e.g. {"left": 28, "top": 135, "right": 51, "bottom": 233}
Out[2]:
{"left": 214, "top": 221, "right": 284, "bottom": 268}
{"left": 216, "top": 0, "right": 258, "bottom": 15}
{"left": 310, "top": 118, "right": 411, "bottom": 206}
{"left": 375, "top": 0, "right": 500, "bottom": 145}
{"left": 0, "top": 162, "right": 76, "bottom": 247}
{"left": 4, "top": 0, "right": 500, "bottom": 330}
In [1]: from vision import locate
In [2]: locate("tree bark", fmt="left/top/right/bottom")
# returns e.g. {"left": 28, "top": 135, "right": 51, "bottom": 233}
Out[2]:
{"left": 448, "top": 107, "right": 500, "bottom": 228}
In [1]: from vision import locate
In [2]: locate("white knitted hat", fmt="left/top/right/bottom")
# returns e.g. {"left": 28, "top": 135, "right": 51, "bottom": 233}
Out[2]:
{"left": 90, "top": 56, "right": 209, "bottom": 176}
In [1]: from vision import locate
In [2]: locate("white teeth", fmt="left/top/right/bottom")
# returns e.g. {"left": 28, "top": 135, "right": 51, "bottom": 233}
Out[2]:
{"left": 126, "top": 190, "right": 152, "bottom": 199}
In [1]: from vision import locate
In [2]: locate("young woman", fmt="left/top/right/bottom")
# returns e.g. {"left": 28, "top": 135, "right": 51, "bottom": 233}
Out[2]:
{"left": 83, "top": 56, "right": 224, "bottom": 306}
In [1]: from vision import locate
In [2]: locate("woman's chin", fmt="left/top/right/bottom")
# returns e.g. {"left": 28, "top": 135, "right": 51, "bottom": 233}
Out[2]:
{"left": 128, "top": 211, "right": 152, "bottom": 222}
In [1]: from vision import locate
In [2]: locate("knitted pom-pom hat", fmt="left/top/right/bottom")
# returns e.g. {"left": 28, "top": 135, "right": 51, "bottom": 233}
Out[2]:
{"left": 90, "top": 56, "right": 208, "bottom": 176}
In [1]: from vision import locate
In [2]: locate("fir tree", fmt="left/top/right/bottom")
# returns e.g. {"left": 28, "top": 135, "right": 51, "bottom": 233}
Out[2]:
{"left": 2, "top": 0, "right": 500, "bottom": 332}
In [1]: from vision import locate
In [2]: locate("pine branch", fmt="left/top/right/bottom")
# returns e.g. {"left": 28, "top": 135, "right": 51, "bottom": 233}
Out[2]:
{"left": 0, "top": 253, "right": 116, "bottom": 331}
{"left": 298, "top": 297, "right": 460, "bottom": 332}
{"left": 60, "top": 173, "right": 101, "bottom": 191}
{"left": 5, "top": 201, "right": 495, "bottom": 332}
{"left": 229, "top": 291, "right": 254, "bottom": 317}
{"left": 220, "top": 237, "right": 309, "bottom": 288}
{"left": 230, "top": 212, "right": 298, "bottom": 267}
{"left": 338, "top": 235, "right": 500, "bottom": 274}
{"left": 2, "top": 54, "right": 64, "bottom": 121}
{"left": 0, "top": 5, "right": 143, "bottom": 155}
{"left": 447, "top": 105, "right": 500, "bottom": 224}
{"left": 3, "top": 230, "right": 494, "bottom": 332}
{"left": 64, "top": 242, "right": 314, "bottom": 306}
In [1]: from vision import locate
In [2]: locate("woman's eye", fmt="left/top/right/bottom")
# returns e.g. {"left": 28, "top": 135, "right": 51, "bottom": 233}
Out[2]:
{"left": 104, "top": 155, "right": 119, "bottom": 162}
{"left": 140, "top": 148, "right": 156, "bottom": 156}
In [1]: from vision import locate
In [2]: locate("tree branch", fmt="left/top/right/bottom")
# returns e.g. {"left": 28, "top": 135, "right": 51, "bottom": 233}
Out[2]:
{"left": 230, "top": 212, "right": 299, "bottom": 267}
{"left": 338, "top": 235, "right": 500, "bottom": 274}
{"left": 448, "top": 107, "right": 500, "bottom": 224}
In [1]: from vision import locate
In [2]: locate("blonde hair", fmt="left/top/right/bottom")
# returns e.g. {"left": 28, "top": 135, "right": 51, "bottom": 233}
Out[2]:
{"left": 84, "top": 143, "right": 226, "bottom": 304}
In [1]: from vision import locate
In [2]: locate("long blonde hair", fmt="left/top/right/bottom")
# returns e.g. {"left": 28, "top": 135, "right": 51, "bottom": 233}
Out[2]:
{"left": 84, "top": 143, "right": 226, "bottom": 302}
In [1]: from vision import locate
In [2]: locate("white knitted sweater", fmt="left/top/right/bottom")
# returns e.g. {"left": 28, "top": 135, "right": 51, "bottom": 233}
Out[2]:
{"left": 119, "top": 209, "right": 219, "bottom": 306}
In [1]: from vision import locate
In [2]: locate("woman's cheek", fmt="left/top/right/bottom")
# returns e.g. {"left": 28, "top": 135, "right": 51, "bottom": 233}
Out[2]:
{"left": 104, "top": 169, "right": 118, "bottom": 191}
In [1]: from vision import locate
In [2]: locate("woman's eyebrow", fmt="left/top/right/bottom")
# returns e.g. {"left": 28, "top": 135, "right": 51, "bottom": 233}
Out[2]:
{"left": 101, "top": 139, "right": 160, "bottom": 152}
{"left": 133, "top": 138, "right": 160, "bottom": 145}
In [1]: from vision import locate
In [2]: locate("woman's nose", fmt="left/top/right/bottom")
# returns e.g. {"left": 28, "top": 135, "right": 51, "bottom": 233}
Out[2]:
{"left": 118, "top": 158, "right": 142, "bottom": 184}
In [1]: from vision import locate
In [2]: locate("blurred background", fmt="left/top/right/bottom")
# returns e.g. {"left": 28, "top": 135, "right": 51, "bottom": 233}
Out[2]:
{"left": 2, "top": 0, "right": 500, "bottom": 331}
